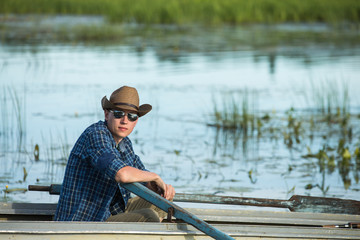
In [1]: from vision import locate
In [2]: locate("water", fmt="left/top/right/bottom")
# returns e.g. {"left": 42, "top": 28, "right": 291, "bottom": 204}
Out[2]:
{"left": 0, "top": 16, "right": 360, "bottom": 204}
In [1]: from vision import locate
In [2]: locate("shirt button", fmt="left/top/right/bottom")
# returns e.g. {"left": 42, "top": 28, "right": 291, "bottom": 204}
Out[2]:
{"left": 123, "top": 194, "right": 126, "bottom": 197}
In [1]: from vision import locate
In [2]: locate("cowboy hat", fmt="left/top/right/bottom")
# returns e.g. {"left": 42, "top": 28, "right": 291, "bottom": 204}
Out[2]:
{"left": 101, "top": 86, "right": 152, "bottom": 117}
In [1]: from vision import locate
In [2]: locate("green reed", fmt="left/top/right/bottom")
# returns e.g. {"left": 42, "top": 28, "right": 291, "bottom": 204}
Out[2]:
{"left": 1, "top": 0, "right": 359, "bottom": 25}
{"left": 56, "top": 25, "right": 126, "bottom": 43}
{"left": 0, "top": 87, "right": 26, "bottom": 151}
{"left": 0, "top": 88, "right": 9, "bottom": 148}
{"left": 40, "top": 130, "right": 70, "bottom": 165}
{"left": 9, "top": 87, "right": 26, "bottom": 151}
{"left": 209, "top": 90, "right": 258, "bottom": 136}
{"left": 303, "top": 79, "right": 354, "bottom": 144}
{"left": 303, "top": 79, "right": 351, "bottom": 121}
{"left": 58, "top": 130, "right": 70, "bottom": 164}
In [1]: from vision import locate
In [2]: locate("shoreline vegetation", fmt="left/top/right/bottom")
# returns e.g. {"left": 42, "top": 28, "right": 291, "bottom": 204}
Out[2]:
{"left": 0, "top": 0, "right": 360, "bottom": 26}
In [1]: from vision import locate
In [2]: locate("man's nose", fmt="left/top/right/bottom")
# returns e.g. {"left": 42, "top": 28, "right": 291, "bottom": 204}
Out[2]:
{"left": 120, "top": 114, "right": 128, "bottom": 123}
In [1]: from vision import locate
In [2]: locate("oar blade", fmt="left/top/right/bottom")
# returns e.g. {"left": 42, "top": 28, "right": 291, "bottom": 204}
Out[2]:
{"left": 289, "top": 195, "right": 360, "bottom": 215}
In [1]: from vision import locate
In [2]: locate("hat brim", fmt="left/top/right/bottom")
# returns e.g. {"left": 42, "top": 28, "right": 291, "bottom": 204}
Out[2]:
{"left": 101, "top": 96, "right": 151, "bottom": 117}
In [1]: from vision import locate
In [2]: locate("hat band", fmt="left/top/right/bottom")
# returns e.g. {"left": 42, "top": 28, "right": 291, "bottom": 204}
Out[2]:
{"left": 114, "top": 102, "right": 139, "bottom": 111}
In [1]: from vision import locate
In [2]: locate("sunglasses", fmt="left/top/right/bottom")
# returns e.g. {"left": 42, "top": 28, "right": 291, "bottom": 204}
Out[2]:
{"left": 109, "top": 110, "right": 138, "bottom": 122}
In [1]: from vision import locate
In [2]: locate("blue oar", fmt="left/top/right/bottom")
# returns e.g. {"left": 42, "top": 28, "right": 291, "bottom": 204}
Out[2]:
{"left": 121, "top": 182, "right": 235, "bottom": 240}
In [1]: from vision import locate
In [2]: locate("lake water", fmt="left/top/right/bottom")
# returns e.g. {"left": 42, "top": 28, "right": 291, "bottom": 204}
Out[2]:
{"left": 0, "top": 16, "right": 360, "bottom": 205}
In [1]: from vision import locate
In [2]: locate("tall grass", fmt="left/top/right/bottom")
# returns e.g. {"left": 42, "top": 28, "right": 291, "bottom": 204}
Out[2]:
{"left": 41, "top": 130, "right": 70, "bottom": 165}
{"left": 1, "top": 0, "right": 359, "bottom": 25}
{"left": 0, "top": 88, "right": 10, "bottom": 149}
{"left": 0, "top": 87, "right": 26, "bottom": 151}
{"left": 304, "top": 79, "right": 350, "bottom": 118}
{"left": 209, "top": 90, "right": 258, "bottom": 136}
{"left": 8, "top": 87, "right": 26, "bottom": 151}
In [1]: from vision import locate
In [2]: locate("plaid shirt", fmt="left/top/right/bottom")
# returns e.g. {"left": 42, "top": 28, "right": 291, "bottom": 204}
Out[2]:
{"left": 54, "top": 120, "right": 146, "bottom": 221}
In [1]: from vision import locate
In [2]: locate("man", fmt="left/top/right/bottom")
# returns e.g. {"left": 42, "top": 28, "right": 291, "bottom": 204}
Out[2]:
{"left": 55, "top": 86, "right": 175, "bottom": 222}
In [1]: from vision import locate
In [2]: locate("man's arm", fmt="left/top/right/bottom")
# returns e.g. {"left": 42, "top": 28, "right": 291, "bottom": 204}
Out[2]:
{"left": 115, "top": 166, "right": 175, "bottom": 200}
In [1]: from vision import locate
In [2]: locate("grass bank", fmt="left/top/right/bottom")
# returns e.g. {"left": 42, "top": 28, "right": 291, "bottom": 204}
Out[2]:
{"left": 1, "top": 0, "right": 359, "bottom": 25}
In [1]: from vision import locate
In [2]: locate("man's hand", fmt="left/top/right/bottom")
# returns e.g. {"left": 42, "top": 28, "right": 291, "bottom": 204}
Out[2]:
{"left": 148, "top": 181, "right": 163, "bottom": 195}
{"left": 163, "top": 183, "right": 175, "bottom": 201}
{"left": 147, "top": 180, "right": 175, "bottom": 201}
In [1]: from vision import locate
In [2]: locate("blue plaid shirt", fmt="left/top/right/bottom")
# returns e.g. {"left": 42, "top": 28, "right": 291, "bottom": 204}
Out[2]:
{"left": 54, "top": 120, "right": 146, "bottom": 221}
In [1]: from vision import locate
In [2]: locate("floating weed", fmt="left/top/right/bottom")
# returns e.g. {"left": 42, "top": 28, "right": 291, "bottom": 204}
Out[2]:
{"left": 342, "top": 148, "right": 352, "bottom": 159}
{"left": 355, "top": 147, "right": 360, "bottom": 160}
{"left": 287, "top": 186, "right": 296, "bottom": 195}
{"left": 283, "top": 108, "right": 304, "bottom": 148}
{"left": 304, "top": 141, "right": 358, "bottom": 191}
{"left": 305, "top": 171, "right": 330, "bottom": 195}
{"left": 3, "top": 185, "right": 8, "bottom": 199}
{"left": 248, "top": 169, "right": 257, "bottom": 184}
{"left": 33, "top": 144, "right": 40, "bottom": 161}
{"left": 22, "top": 167, "right": 27, "bottom": 182}
{"left": 4, "top": 187, "right": 27, "bottom": 194}
{"left": 337, "top": 139, "right": 345, "bottom": 154}
{"left": 197, "top": 171, "right": 202, "bottom": 181}
{"left": 256, "top": 118, "right": 263, "bottom": 137}
{"left": 288, "top": 165, "right": 294, "bottom": 173}
{"left": 327, "top": 155, "right": 336, "bottom": 173}
{"left": 173, "top": 150, "right": 181, "bottom": 156}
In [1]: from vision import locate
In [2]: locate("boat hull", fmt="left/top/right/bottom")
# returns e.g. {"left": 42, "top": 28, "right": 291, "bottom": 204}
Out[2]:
{"left": 1, "top": 221, "right": 360, "bottom": 240}
{"left": 1, "top": 202, "right": 360, "bottom": 239}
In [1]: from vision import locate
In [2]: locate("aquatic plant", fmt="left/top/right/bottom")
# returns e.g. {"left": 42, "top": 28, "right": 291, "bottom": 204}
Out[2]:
{"left": 57, "top": 25, "right": 126, "bottom": 42}
{"left": 0, "top": 88, "right": 10, "bottom": 149}
{"left": 208, "top": 89, "right": 258, "bottom": 136}
{"left": 58, "top": 130, "right": 70, "bottom": 164}
{"left": 1, "top": 0, "right": 359, "bottom": 25}
{"left": 302, "top": 140, "right": 359, "bottom": 191}
{"left": 33, "top": 144, "right": 40, "bottom": 161}
{"left": 305, "top": 79, "right": 350, "bottom": 120}
{"left": 0, "top": 87, "right": 26, "bottom": 152}
{"left": 40, "top": 130, "right": 70, "bottom": 165}
{"left": 283, "top": 108, "right": 304, "bottom": 148}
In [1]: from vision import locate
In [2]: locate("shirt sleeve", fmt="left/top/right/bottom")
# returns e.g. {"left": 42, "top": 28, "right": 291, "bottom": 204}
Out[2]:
{"left": 133, "top": 154, "right": 146, "bottom": 171}
{"left": 86, "top": 128, "right": 126, "bottom": 180}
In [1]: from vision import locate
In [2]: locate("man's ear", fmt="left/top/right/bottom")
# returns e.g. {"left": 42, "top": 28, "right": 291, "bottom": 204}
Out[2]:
{"left": 104, "top": 110, "right": 109, "bottom": 121}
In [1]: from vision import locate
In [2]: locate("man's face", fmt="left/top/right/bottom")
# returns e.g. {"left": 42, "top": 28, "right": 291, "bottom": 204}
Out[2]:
{"left": 105, "top": 109, "right": 138, "bottom": 143}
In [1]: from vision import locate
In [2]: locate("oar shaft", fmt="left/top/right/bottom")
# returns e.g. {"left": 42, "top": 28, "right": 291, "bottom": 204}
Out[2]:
{"left": 175, "top": 193, "right": 291, "bottom": 209}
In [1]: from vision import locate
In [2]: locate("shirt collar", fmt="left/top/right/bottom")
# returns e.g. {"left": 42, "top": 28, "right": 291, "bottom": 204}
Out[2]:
{"left": 116, "top": 140, "right": 126, "bottom": 152}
